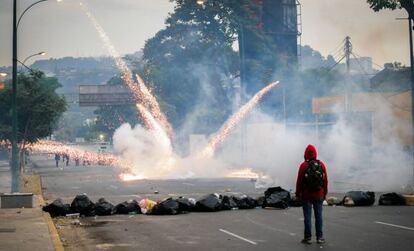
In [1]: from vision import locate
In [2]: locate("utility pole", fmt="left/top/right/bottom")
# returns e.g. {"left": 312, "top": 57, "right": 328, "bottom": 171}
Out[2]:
{"left": 345, "top": 36, "right": 352, "bottom": 74}
{"left": 11, "top": 0, "right": 19, "bottom": 192}
{"left": 409, "top": 17, "right": 414, "bottom": 186}
{"left": 344, "top": 36, "right": 352, "bottom": 113}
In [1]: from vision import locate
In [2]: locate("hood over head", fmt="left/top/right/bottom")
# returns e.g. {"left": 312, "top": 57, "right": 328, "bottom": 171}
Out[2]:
{"left": 304, "top": 144, "right": 317, "bottom": 160}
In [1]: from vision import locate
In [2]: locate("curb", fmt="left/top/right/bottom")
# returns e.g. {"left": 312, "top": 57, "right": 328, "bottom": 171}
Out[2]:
{"left": 43, "top": 209, "right": 65, "bottom": 251}
{"left": 23, "top": 174, "right": 65, "bottom": 251}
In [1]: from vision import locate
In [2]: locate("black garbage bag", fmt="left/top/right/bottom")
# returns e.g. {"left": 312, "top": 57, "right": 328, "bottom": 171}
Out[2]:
{"left": 71, "top": 194, "right": 95, "bottom": 216}
{"left": 221, "top": 195, "right": 238, "bottom": 210}
{"left": 42, "top": 198, "right": 71, "bottom": 217}
{"left": 256, "top": 196, "right": 265, "bottom": 207}
{"left": 343, "top": 191, "right": 375, "bottom": 206}
{"left": 176, "top": 197, "right": 196, "bottom": 212}
{"left": 95, "top": 198, "right": 114, "bottom": 216}
{"left": 195, "top": 194, "right": 222, "bottom": 212}
{"left": 232, "top": 195, "right": 257, "bottom": 209}
{"left": 289, "top": 197, "right": 303, "bottom": 207}
{"left": 262, "top": 187, "right": 291, "bottom": 209}
{"left": 114, "top": 200, "right": 141, "bottom": 214}
{"left": 264, "top": 187, "right": 288, "bottom": 197}
{"left": 151, "top": 198, "right": 180, "bottom": 215}
{"left": 379, "top": 193, "right": 406, "bottom": 206}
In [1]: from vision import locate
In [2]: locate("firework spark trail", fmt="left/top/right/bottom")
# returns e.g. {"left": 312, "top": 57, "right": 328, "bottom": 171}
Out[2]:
{"left": 28, "top": 140, "right": 133, "bottom": 172}
{"left": 135, "top": 74, "right": 173, "bottom": 137}
{"left": 198, "top": 81, "right": 280, "bottom": 159}
{"left": 136, "top": 104, "right": 171, "bottom": 149}
{"left": 80, "top": 2, "right": 172, "bottom": 137}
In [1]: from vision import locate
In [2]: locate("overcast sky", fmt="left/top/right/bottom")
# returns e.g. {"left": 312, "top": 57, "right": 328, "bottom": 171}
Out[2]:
{"left": 0, "top": 0, "right": 408, "bottom": 67}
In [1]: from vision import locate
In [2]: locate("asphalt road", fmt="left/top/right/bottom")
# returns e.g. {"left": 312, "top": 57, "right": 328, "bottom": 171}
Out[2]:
{"left": 31, "top": 155, "right": 414, "bottom": 251}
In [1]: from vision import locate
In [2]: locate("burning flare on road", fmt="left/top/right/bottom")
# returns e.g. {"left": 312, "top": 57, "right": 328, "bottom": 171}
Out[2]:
{"left": 28, "top": 140, "right": 133, "bottom": 172}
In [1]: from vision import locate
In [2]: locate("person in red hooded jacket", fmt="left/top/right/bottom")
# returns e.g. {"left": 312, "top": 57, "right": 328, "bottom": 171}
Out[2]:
{"left": 296, "top": 144, "right": 328, "bottom": 244}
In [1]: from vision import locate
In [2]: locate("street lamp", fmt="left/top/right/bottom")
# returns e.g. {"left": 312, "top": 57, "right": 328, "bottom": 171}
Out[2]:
{"left": 22, "top": 51, "right": 46, "bottom": 65}
{"left": 11, "top": 0, "right": 62, "bottom": 192}
{"left": 15, "top": 52, "right": 47, "bottom": 73}
{"left": 196, "top": 0, "right": 205, "bottom": 5}
{"left": 0, "top": 73, "right": 6, "bottom": 91}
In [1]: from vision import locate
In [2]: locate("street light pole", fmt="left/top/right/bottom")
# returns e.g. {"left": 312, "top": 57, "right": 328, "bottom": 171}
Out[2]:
{"left": 11, "top": 0, "right": 52, "bottom": 192}
{"left": 11, "top": 0, "right": 19, "bottom": 192}
{"left": 409, "top": 16, "right": 414, "bottom": 186}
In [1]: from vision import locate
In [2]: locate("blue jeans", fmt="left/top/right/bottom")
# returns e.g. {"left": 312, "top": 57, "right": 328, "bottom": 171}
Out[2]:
{"left": 302, "top": 200, "right": 323, "bottom": 239}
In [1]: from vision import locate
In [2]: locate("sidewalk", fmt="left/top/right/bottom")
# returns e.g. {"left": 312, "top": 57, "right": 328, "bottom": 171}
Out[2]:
{"left": 0, "top": 159, "right": 60, "bottom": 251}
{"left": 0, "top": 205, "right": 54, "bottom": 251}
{"left": 0, "top": 160, "right": 11, "bottom": 194}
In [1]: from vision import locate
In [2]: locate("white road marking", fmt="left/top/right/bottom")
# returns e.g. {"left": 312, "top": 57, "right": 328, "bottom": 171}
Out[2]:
{"left": 118, "top": 194, "right": 141, "bottom": 198}
{"left": 245, "top": 214, "right": 297, "bottom": 236}
{"left": 219, "top": 229, "right": 257, "bottom": 245}
{"left": 182, "top": 182, "right": 194, "bottom": 186}
{"left": 375, "top": 221, "right": 414, "bottom": 231}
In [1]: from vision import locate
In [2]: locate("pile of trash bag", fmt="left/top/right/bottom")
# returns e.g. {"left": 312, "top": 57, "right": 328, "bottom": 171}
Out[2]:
{"left": 195, "top": 193, "right": 223, "bottom": 212}
{"left": 44, "top": 187, "right": 405, "bottom": 218}
{"left": 379, "top": 193, "right": 406, "bottom": 206}
{"left": 255, "top": 196, "right": 265, "bottom": 207}
{"left": 113, "top": 200, "right": 141, "bottom": 214}
{"left": 151, "top": 198, "right": 180, "bottom": 215}
{"left": 262, "top": 187, "right": 291, "bottom": 209}
{"left": 221, "top": 195, "right": 238, "bottom": 210}
{"left": 326, "top": 196, "right": 342, "bottom": 206}
{"left": 343, "top": 191, "right": 375, "bottom": 206}
{"left": 232, "top": 195, "right": 257, "bottom": 209}
{"left": 147, "top": 197, "right": 197, "bottom": 215}
{"left": 42, "top": 198, "right": 71, "bottom": 217}
{"left": 43, "top": 195, "right": 143, "bottom": 217}
{"left": 95, "top": 198, "right": 115, "bottom": 216}
{"left": 138, "top": 198, "right": 157, "bottom": 214}
{"left": 71, "top": 194, "right": 95, "bottom": 216}
{"left": 176, "top": 197, "right": 196, "bottom": 212}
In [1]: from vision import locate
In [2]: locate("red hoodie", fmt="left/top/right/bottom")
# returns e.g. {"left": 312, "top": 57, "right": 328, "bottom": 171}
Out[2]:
{"left": 295, "top": 144, "right": 328, "bottom": 201}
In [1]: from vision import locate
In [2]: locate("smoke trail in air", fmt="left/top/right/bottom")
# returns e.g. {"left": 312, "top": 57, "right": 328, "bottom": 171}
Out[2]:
{"left": 135, "top": 74, "right": 173, "bottom": 137}
{"left": 199, "top": 81, "right": 279, "bottom": 158}
{"left": 79, "top": 2, "right": 172, "bottom": 137}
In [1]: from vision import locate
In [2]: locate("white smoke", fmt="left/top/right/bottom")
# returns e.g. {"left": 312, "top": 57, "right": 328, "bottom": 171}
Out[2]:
{"left": 213, "top": 100, "right": 413, "bottom": 192}
{"left": 112, "top": 85, "right": 412, "bottom": 193}
{"left": 112, "top": 123, "right": 176, "bottom": 178}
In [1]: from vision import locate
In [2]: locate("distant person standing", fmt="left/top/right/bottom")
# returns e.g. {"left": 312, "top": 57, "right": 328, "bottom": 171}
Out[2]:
{"left": 65, "top": 154, "right": 70, "bottom": 166}
{"left": 296, "top": 144, "right": 328, "bottom": 245}
{"left": 54, "top": 154, "right": 60, "bottom": 167}
{"left": 75, "top": 156, "right": 80, "bottom": 166}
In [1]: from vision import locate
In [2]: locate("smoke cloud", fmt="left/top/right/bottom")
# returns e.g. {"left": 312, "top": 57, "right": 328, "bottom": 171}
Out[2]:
{"left": 113, "top": 86, "right": 412, "bottom": 193}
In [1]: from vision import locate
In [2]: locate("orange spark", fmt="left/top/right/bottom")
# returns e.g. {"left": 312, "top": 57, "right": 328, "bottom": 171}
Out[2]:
{"left": 199, "top": 81, "right": 279, "bottom": 158}
{"left": 80, "top": 2, "right": 172, "bottom": 138}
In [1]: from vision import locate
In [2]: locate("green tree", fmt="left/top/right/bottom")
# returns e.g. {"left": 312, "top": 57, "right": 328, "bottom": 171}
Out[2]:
{"left": 0, "top": 71, "right": 66, "bottom": 149}
{"left": 367, "top": 0, "right": 414, "bottom": 17}
{"left": 140, "top": 0, "right": 263, "bottom": 133}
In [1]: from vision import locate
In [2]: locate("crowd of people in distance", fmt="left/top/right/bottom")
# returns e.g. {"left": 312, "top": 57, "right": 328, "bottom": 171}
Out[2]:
{"left": 54, "top": 152, "right": 91, "bottom": 168}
